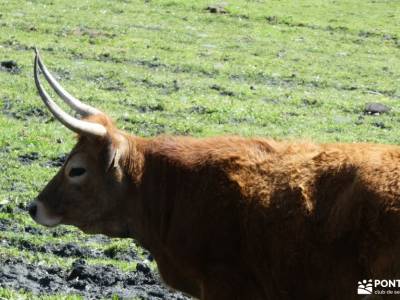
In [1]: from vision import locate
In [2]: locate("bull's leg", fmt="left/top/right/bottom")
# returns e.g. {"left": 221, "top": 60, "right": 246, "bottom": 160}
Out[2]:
{"left": 200, "top": 266, "right": 266, "bottom": 300}
{"left": 156, "top": 256, "right": 201, "bottom": 298}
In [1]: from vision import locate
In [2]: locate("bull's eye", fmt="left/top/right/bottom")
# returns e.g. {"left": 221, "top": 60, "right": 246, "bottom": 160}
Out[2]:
{"left": 69, "top": 167, "right": 86, "bottom": 177}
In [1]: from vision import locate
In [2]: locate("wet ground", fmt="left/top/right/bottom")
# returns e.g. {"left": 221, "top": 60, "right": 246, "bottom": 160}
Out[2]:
{"left": 0, "top": 218, "right": 191, "bottom": 299}
{"left": 0, "top": 257, "right": 189, "bottom": 299}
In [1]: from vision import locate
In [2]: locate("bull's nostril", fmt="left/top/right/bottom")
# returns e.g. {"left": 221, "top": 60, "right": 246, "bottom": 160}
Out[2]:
{"left": 28, "top": 203, "right": 37, "bottom": 218}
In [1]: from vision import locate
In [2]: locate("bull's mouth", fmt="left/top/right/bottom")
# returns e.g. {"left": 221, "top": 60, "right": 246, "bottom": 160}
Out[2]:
{"left": 28, "top": 200, "right": 62, "bottom": 227}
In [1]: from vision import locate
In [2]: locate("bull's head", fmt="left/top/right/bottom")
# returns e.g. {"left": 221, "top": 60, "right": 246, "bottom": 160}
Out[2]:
{"left": 28, "top": 49, "right": 134, "bottom": 236}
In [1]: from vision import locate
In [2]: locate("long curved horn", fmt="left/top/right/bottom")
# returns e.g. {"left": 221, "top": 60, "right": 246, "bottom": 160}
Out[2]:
{"left": 34, "top": 53, "right": 107, "bottom": 137}
{"left": 35, "top": 49, "right": 100, "bottom": 116}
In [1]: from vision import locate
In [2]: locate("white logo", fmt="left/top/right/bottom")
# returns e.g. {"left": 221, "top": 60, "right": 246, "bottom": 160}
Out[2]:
{"left": 358, "top": 279, "right": 373, "bottom": 295}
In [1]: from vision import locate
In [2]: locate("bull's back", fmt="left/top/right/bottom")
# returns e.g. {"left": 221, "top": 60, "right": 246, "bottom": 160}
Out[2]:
{"left": 237, "top": 142, "right": 400, "bottom": 299}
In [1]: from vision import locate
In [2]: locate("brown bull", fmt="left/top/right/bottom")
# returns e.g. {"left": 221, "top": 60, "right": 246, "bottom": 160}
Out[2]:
{"left": 29, "top": 50, "right": 400, "bottom": 300}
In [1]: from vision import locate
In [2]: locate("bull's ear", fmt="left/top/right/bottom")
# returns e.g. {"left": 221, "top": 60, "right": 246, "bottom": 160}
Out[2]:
{"left": 101, "top": 143, "right": 119, "bottom": 172}
{"left": 107, "top": 148, "right": 121, "bottom": 171}
{"left": 100, "top": 138, "right": 121, "bottom": 172}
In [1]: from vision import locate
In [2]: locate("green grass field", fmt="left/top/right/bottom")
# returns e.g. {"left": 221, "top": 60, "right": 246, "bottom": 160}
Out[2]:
{"left": 1, "top": 0, "right": 399, "bottom": 299}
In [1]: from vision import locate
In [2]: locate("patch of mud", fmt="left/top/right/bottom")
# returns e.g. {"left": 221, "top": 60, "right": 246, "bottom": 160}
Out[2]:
{"left": 130, "top": 78, "right": 179, "bottom": 95}
{"left": 0, "top": 60, "right": 20, "bottom": 74}
{"left": 0, "top": 204, "right": 14, "bottom": 214}
{"left": 42, "top": 153, "right": 68, "bottom": 168}
{"left": 0, "top": 257, "right": 190, "bottom": 299}
{"left": 209, "top": 84, "right": 235, "bottom": 96}
{"left": 104, "top": 246, "right": 138, "bottom": 262}
{"left": 2, "top": 98, "right": 49, "bottom": 121}
{"left": 136, "top": 58, "right": 167, "bottom": 69}
{"left": 187, "top": 105, "right": 216, "bottom": 115}
{"left": 50, "top": 226, "right": 76, "bottom": 238}
{"left": 4, "top": 218, "right": 145, "bottom": 263}
{"left": 122, "top": 118, "right": 198, "bottom": 137}
{"left": 206, "top": 4, "right": 229, "bottom": 14}
{"left": 265, "top": 15, "right": 350, "bottom": 33}
{"left": 11, "top": 239, "right": 104, "bottom": 260}
{"left": 69, "top": 26, "right": 117, "bottom": 39}
{"left": 24, "top": 225, "right": 45, "bottom": 235}
{"left": 1, "top": 199, "right": 30, "bottom": 215}
{"left": 118, "top": 99, "right": 165, "bottom": 113}
{"left": 18, "top": 152, "right": 40, "bottom": 165}
{"left": 87, "top": 74, "right": 125, "bottom": 92}
{"left": 229, "top": 72, "right": 399, "bottom": 99}
{"left": 121, "top": 118, "right": 168, "bottom": 136}
{"left": 372, "top": 121, "right": 390, "bottom": 129}
{"left": 0, "top": 218, "right": 20, "bottom": 232}
{"left": 20, "top": 107, "right": 49, "bottom": 120}
{"left": 1, "top": 97, "right": 14, "bottom": 118}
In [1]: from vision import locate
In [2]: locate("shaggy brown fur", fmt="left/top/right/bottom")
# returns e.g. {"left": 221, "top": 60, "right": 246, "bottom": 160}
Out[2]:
{"left": 32, "top": 114, "right": 400, "bottom": 300}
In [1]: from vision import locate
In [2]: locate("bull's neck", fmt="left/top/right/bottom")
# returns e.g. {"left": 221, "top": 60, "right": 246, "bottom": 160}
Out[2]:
{"left": 121, "top": 135, "right": 196, "bottom": 254}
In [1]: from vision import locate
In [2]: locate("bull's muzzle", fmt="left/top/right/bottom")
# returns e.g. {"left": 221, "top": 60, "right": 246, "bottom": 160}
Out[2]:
{"left": 27, "top": 200, "right": 62, "bottom": 227}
